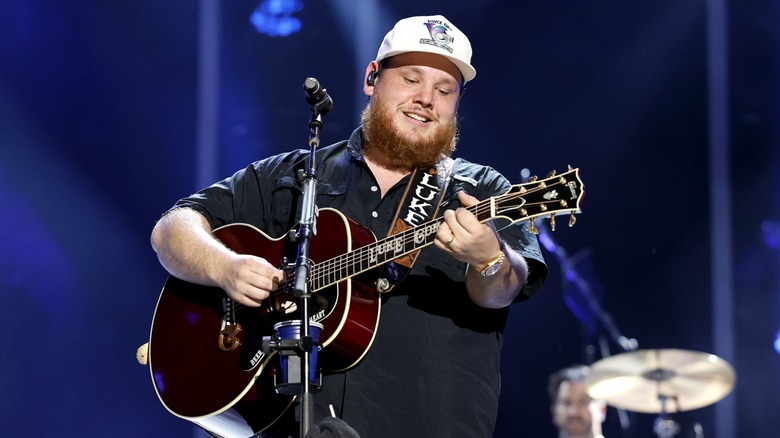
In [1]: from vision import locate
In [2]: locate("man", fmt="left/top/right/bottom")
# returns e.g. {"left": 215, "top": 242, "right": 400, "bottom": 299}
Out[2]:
{"left": 151, "top": 15, "right": 547, "bottom": 437}
{"left": 549, "top": 365, "right": 607, "bottom": 438}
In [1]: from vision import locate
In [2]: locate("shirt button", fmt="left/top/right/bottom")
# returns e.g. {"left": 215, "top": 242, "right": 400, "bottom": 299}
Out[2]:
{"left": 371, "top": 186, "right": 378, "bottom": 192}
{"left": 372, "top": 211, "right": 378, "bottom": 218}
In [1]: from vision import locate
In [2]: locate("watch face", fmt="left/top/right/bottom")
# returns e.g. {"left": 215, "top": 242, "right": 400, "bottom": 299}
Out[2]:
{"left": 484, "top": 264, "right": 500, "bottom": 276}
{"left": 482, "top": 259, "right": 503, "bottom": 276}
{"left": 479, "top": 251, "right": 505, "bottom": 276}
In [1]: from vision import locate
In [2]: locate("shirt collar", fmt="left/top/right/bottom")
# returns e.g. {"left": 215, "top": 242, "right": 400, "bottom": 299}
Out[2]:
{"left": 346, "top": 127, "right": 366, "bottom": 161}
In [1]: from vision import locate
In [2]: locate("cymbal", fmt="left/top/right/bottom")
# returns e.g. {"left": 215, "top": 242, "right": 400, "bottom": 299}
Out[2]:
{"left": 584, "top": 349, "right": 736, "bottom": 414}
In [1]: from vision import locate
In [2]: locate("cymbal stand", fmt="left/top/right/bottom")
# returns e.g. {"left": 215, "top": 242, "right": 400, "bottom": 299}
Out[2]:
{"left": 653, "top": 395, "right": 680, "bottom": 438}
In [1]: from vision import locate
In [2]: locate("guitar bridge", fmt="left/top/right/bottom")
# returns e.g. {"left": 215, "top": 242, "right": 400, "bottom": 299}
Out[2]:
{"left": 218, "top": 296, "right": 242, "bottom": 352}
{"left": 218, "top": 324, "right": 242, "bottom": 352}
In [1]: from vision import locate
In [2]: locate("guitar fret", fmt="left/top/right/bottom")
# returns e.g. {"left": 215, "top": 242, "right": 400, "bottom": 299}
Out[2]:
{"left": 344, "top": 249, "right": 353, "bottom": 278}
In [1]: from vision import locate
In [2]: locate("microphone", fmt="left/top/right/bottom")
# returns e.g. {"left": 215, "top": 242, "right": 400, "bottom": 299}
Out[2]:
{"left": 303, "top": 77, "right": 333, "bottom": 115}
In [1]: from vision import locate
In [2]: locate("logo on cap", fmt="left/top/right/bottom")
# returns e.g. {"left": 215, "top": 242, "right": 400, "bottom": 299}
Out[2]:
{"left": 420, "top": 20, "right": 454, "bottom": 54}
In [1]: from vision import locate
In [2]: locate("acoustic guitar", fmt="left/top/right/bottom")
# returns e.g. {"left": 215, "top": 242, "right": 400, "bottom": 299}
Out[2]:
{"left": 147, "top": 167, "right": 585, "bottom": 437}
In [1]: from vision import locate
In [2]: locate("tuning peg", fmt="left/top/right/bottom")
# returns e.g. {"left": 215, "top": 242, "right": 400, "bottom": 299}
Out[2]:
{"left": 569, "top": 211, "right": 577, "bottom": 227}
{"left": 528, "top": 175, "right": 538, "bottom": 182}
{"left": 528, "top": 217, "right": 539, "bottom": 235}
{"left": 549, "top": 213, "right": 556, "bottom": 231}
{"left": 547, "top": 170, "right": 557, "bottom": 178}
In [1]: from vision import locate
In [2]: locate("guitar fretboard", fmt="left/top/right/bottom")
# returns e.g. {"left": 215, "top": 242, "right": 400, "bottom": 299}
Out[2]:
{"left": 309, "top": 213, "right": 449, "bottom": 291}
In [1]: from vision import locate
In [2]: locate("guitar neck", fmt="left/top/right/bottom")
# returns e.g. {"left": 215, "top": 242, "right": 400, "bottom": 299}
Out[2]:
{"left": 307, "top": 167, "right": 584, "bottom": 292}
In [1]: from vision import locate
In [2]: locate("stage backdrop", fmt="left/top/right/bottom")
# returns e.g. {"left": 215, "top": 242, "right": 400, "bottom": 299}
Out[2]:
{"left": 0, "top": 1, "right": 777, "bottom": 436}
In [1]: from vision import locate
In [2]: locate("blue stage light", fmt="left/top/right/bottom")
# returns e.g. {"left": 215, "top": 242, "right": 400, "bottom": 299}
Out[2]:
{"left": 774, "top": 330, "right": 780, "bottom": 355}
{"left": 763, "top": 220, "right": 780, "bottom": 249}
{"left": 250, "top": 0, "right": 304, "bottom": 37}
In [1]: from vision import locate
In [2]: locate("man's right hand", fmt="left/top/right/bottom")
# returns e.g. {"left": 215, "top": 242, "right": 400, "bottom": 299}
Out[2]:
{"left": 152, "top": 208, "right": 285, "bottom": 307}
{"left": 217, "top": 253, "right": 285, "bottom": 307}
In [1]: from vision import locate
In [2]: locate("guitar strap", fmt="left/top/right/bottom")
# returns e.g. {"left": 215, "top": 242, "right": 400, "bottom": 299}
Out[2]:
{"left": 376, "top": 158, "right": 453, "bottom": 293}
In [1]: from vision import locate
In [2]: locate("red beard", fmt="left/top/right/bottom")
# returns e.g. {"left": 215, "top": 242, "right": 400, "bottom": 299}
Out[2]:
{"left": 360, "top": 98, "right": 458, "bottom": 171}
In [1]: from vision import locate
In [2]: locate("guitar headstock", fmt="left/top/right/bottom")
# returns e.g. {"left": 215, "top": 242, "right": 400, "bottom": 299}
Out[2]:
{"left": 491, "top": 167, "right": 584, "bottom": 234}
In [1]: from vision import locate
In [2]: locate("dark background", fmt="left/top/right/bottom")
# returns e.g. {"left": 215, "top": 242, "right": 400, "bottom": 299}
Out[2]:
{"left": 1, "top": 1, "right": 777, "bottom": 436}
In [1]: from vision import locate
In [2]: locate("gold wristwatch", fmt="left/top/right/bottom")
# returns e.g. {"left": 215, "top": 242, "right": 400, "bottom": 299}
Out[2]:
{"left": 478, "top": 251, "right": 505, "bottom": 277}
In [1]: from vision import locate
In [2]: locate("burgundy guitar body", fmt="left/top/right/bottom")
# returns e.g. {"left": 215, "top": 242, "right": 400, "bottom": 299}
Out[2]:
{"left": 148, "top": 209, "right": 381, "bottom": 437}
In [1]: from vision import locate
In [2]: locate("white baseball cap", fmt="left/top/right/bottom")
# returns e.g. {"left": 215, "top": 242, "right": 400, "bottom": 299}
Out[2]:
{"left": 376, "top": 15, "right": 477, "bottom": 83}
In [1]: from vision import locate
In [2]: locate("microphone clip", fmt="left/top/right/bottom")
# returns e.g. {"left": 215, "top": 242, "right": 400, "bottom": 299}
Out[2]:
{"left": 303, "top": 77, "right": 333, "bottom": 116}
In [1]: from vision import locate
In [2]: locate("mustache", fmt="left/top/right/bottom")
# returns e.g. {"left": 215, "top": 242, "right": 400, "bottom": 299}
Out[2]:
{"left": 402, "top": 106, "right": 436, "bottom": 121}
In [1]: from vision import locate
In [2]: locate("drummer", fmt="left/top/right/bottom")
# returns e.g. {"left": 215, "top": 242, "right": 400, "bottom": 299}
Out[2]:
{"left": 548, "top": 365, "right": 608, "bottom": 438}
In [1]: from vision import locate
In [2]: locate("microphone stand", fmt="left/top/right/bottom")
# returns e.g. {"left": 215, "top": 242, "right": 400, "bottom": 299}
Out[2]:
{"left": 293, "top": 83, "right": 332, "bottom": 437}
{"left": 531, "top": 197, "right": 638, "bottom": 434}
{"left": 536, "top": 222, "right": 637, "bottom": 354}
{"left": 289, "top": 112, "right": 320, "bottom": 438}
{"left": 264, "top": 78, "right": 331, "bottom": 438}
